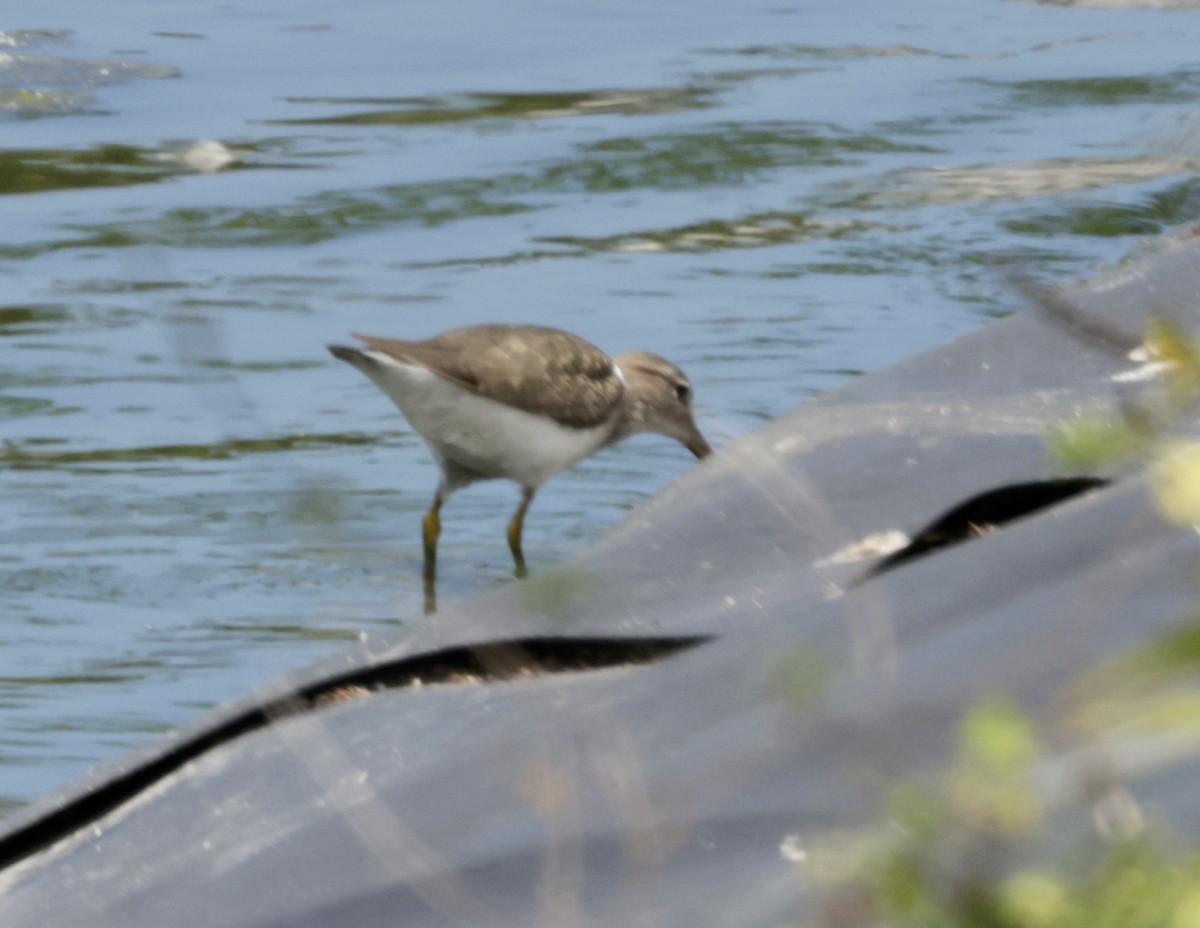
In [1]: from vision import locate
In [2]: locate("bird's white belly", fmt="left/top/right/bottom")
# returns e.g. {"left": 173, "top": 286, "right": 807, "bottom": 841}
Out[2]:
{"left": 362, "top": 358, "right": 613, "bottom": 489}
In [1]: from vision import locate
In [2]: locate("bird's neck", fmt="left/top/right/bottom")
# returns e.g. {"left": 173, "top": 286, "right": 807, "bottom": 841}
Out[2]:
{"left": 605, "top": 385, "right": 648, "bottom": 446}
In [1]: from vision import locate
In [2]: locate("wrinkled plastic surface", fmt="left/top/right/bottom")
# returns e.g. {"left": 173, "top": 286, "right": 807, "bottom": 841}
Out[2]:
{"left": 3, "top": 231, "right": 1200, "bottom": 925}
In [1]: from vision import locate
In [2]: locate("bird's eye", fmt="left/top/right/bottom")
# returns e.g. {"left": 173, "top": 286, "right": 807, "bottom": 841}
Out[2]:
{"left": 675, "top": 383, "right": 690, "bottom": 402}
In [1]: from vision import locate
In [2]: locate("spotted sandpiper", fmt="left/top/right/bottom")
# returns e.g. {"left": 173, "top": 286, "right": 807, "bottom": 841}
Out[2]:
{"left": 328, "top": 324, "right": 710, "bottom": 605}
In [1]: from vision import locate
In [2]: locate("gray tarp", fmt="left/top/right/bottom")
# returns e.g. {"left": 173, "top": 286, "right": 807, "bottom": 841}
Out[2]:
{"left": 3, "top": 230, "right": 1200, "bottom": 925}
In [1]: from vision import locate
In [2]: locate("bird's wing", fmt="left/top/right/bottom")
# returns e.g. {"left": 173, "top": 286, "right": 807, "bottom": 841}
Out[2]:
{"left": 352, "top": 325, "right": 624, "bottom": 429}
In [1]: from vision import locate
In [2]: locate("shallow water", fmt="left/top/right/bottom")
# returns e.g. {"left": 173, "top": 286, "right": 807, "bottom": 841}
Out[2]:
{"left": 3, "top": 0, "right": 1200, "bottom": 810}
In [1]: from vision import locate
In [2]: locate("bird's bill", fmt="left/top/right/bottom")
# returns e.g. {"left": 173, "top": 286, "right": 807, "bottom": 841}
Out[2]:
{"left": 686, "top": 430, "right": 712, "bottom": 459}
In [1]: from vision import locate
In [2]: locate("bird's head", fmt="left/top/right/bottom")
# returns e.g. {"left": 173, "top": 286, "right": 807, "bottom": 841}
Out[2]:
{"left": 613, "top": 351, "right": 711, "bottom": 459}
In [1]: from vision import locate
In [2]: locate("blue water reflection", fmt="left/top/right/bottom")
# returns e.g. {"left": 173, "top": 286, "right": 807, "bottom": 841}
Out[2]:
{"left": 3, "top": 0, "right": 1200, "bottom": 808}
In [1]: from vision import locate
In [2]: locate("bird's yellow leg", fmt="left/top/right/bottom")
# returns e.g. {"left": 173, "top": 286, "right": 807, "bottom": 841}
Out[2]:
{"left": 422, "top": 494, "right": 443, "bottom": 572}
{"left": 507, "top": 487, "right": 535, "bottom": 579}
{"left": 422, "top": 493, "right": 443, "bottom": 613}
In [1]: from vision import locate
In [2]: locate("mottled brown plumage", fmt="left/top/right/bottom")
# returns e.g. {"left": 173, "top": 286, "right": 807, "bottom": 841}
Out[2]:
{"left": 350, "top": 325, "right": 624, "bottom": 429}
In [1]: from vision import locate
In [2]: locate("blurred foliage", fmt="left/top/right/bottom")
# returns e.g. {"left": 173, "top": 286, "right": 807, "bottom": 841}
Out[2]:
{"left": 1146, "top": 317, "right": 1200, "bottom": 404}
{"left": 1047, "top": 415, "right": 1145, "bottom": 470}
{"left": 947, "top": 698, "right": 1043, "bottom": 838}
{"left": 1064, "top": 614, "right": 1200, "bottom": 748}
{"left": 1048, "top": 314, "right": 1200, "bottom": 494}
{"left": 777, "top": 299, "right": 1200, "bottom": 928}
{"left": 1152, "top": 442, "right": 1200, "bottom": 526}
{"left": 791, "top": 424, "right": 1200, "bottom": 921}
{"left": 765, "top": 646, "right": 837, "bottom": 714}
{"left": 794, "top": 690, "right": 1200, "bottom": 928}
{"left": 516, "top": 564, "right": 606, "bottom": 619}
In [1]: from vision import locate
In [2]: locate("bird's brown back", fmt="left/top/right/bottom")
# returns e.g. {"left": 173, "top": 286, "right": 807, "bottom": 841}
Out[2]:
{"left": 351, "top": 324, "right": 624, "bottom": 429}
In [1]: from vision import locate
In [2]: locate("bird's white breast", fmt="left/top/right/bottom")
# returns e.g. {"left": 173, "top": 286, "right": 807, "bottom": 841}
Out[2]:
{"left": 359, "top": 354, "right": 615, "bottom": 489}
